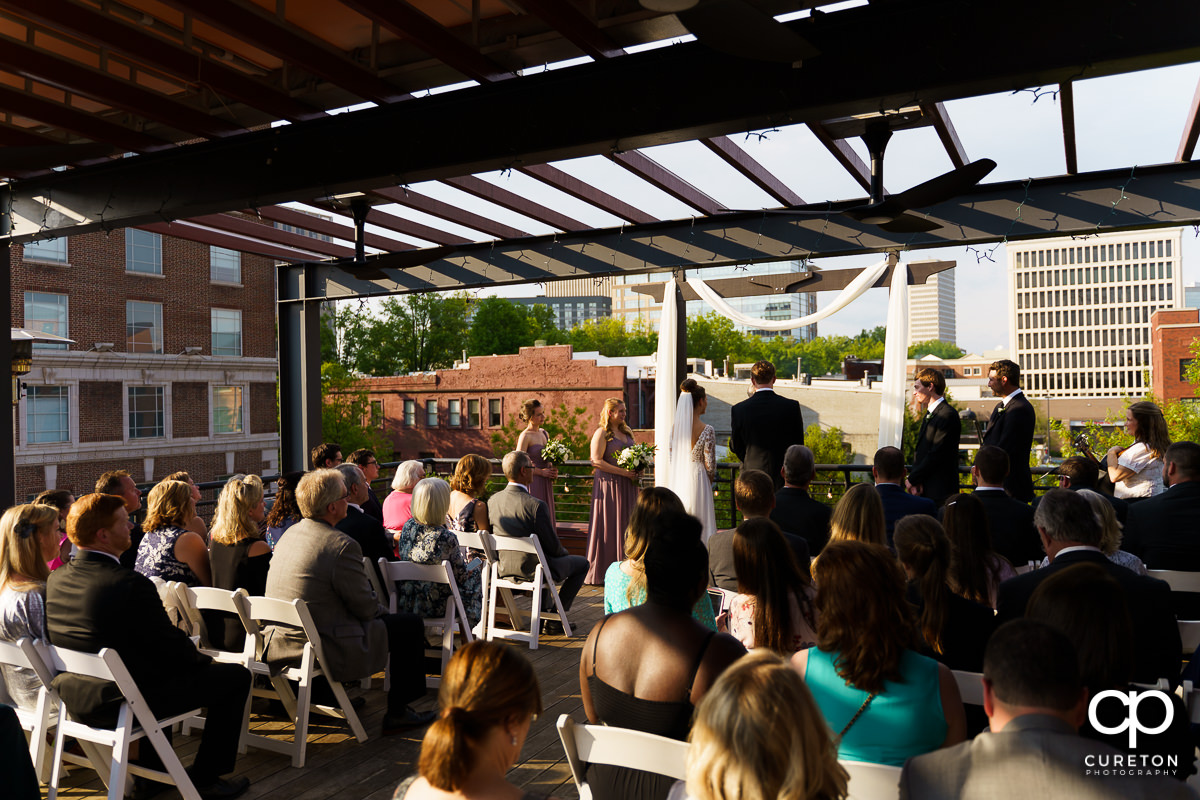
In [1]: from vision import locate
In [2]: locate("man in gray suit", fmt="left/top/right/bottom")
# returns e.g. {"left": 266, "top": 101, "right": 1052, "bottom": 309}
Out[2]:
{"left": 488, "top": 450, "right": 588, "bottom": 636}
{"left": 264, "top": 468, "right": 434, "bottom": 735}
{"left": 900, "top": 619, "right": 1191, "bottom": 799}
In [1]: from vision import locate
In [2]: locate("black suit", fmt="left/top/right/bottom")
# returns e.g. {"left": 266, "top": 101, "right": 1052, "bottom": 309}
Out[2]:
{"left": 876, "top": 483, "right": 936, "bottom": 545}
{"left": 46, "top": 550, "right": 250, "bottom": 786}
{"left": 1124, "top": 481, "right": 1200, "bottom": 618}
{"left": 996, "top": 548, "right": 1181, "bottom": 686}
{"left": 970, "top": 488, "right": 1041, "bottom": 567}
{"left": 336, "top": 504, "right": 395, "bottom": 586}
{"left": 731, "top": 389, "right": 804, "bottom": 490}
{"left": 981, "top": 391, "right": 1036, "bottom": 501}
{"left": 708, "top": 524, "right": 810, "bottom": 592}
{"left": 488, "top": 484, "right": 588, "bottom": 611}
{"left": 360, "top": 489, "right": 384, "bottom": 523}
{"left": 908, "top": 400, "right": 962, "bottom": 506}
{"left": 771, "top": 487, "right": 831, "bottom": 555}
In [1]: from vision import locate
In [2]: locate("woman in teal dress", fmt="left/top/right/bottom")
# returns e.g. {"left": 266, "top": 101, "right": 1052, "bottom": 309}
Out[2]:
{"left": 792, "top": 540, "right": 966, "bottom": 767}
{"left": 603, "top": 487, "right": 717, "bottom": 629}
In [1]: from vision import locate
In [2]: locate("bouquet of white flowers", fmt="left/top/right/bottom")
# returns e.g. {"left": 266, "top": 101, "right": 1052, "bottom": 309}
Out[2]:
{"left": 615, "top": 442, "right": 656, "bottom": 472}
{"left": 539, "top": 436, "right": 572, "bottom": 466}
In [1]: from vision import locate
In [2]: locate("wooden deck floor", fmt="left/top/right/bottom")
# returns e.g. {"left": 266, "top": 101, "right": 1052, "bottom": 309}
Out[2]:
{"left": 42, "top": 587, "right": 606, "bottom": 800}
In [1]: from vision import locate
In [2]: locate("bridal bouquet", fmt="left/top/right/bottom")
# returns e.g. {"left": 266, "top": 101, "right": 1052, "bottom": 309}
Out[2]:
{"left": 539, "top": 437, "right": 573, "bottom": 466}
{"left": 616, "top": 442, "right": 656, "bottom": 472}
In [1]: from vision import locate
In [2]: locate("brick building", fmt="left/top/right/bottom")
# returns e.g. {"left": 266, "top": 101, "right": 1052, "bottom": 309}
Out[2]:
{"left": 356, "top": 344, "right": 652, "bottom": 460}
{"left": 1150, "top": 308, "right": 1200, "bottom": 401}
{"left": 13, "top": 227, "right": 280, "bottom": 499}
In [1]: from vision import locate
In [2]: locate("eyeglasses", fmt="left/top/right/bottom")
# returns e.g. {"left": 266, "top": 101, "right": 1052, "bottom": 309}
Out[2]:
{"left": 364, "top": 460, "right": 378, "bottom": 466}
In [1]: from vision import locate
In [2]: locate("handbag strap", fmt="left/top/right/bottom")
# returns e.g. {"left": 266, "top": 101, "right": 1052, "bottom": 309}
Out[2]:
{"left": 835, "top": 691, "right": 877, "bottom": 744}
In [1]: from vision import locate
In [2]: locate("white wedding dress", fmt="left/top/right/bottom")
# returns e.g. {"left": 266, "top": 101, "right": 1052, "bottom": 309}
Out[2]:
{"left": 686, "top": 424, "right": 718, "bottom": 543}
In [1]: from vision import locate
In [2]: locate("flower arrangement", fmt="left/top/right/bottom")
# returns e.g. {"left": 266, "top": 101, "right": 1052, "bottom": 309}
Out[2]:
{"left": 539, "top": 436, "right": 573, "bottom": 466}
{"left": 615, "top": 442, "right": 656, "bottom": 472}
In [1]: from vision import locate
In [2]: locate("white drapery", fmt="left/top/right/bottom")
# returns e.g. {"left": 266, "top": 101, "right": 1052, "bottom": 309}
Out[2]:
{"left": 655, "top": 258, "right": 911, "bottom": 489}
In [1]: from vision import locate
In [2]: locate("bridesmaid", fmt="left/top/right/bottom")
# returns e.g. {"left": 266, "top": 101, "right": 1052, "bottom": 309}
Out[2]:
{"left": 585, "top": 398, "right": 640, "bottom": 584}
{"left": 516, "top": 399, "right": 558, "bottom": 527}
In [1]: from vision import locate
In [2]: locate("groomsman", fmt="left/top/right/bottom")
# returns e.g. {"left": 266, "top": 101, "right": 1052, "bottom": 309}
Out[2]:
{"left": 906, "top": 367, "right": 962, "bottom": 507}
{"left": 731, "top": 360, "right": 805, "bottom": 490}
{"left": 982, "top": 359, "right": 1035, "bottom": 502}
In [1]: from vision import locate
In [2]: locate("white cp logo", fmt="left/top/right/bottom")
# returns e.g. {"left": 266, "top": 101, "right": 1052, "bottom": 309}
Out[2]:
{"left": 1088, "top": 689, "right": 1174, "bottom": 747}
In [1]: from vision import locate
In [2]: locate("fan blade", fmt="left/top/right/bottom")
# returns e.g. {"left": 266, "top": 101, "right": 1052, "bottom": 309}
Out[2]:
{"left": 678, "top": 0, "right": 819, "bottom": 63}
{"left": 878, "top": 214, "right": 942, "bottom": 233}
{"left": 843, "top": 199, "right": 906, "bottom": 225}
{"left": 893, "top": 158, "right": 997, "bottom": 211}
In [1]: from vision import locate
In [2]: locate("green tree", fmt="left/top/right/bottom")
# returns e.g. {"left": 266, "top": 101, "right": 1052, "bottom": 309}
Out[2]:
{"left": 337, "top": 293, "right": 470, "bottom": 376}
{"left": 1186, "top": 337, "right": 1200, "bottom": 391}
{"left": 686, "top": 312, "right": 746, "bottom": 364}
{"left": 568, "top": 317, "right": 657, "bottom": 357}
{"left": 526, "top": 303, "right": 569, "bottom": 345}
{"left": 805, "top": 424, "right": 852, "bottom": 503}
{"left": 488, "top": 402, "right": 594, "bottom": 457}
{"left": 320, "top": 361, "right": 394, "bottom": 460}
{"left": 908, "top": 339, "right": 967, "bottom": 360}
{"left": 467, "top": 296, "right": 534, "bottom": 356}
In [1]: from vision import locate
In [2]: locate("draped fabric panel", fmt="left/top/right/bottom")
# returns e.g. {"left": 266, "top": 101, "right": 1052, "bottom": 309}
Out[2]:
{"left": 654, "top": 277, "right": 680, "bottom": 487}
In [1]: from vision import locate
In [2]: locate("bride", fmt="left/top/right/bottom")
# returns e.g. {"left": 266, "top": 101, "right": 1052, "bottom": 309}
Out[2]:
{"left": 669, "top": 378, "right": 717, "bottom": 543}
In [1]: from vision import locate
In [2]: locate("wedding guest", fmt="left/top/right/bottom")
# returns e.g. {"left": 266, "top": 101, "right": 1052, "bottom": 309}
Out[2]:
{"left": 395, "top": 478, "right": 483, "bottom": 629}
{"left": 581, "top": 509, "right": 745, "bottom": 800}
{"left": 447, "top": 454, "right": 491, "bottom": 535}
{"left": 165, "top": 470, "right": 209, "bottom": 540}
{"left": 33, "top": 489, "right": 73, "bottom": 571}
{"left": 1106, "top": 400, "right": 1170, "bottom": 499}
{"left": 828, "top": 483, "right": 886, "bottom": 547}
{"left": 0, "top": 504, "right": 59, "bottom": 709}
{"left": 942, "top": 493, "right": 1014, "bottom": 609}
{"left": 385, "top": 460, "right": 428, "bottom": 537}
{"left": 586, "top": 398, "right": 639, "bottom": 584}
{"left": 209, "top": 474, "right": 271, "bottom": 650}
{"left": 727, "top": 518, "right": 817, "bottom": 654}
{"left": 794, "top": 540, "right": 965, "bottom": 766}
{"left": 604, "top": 487, "right": 717, "bottom": 629}
{"left": 264, "top": 471, "right": 304, "bottom": 549}
{"left": 134, "top": 479, "right": 211, "bottom": 586}
{"left": 673, "top": 650, "right": 848, "bottom": 800}
{"left": 517, "top": 399, "right": 559, "bottom": 525}
{"left": 347, "top": 448, "right": 385, "bottom": 522}
{"left": 1077, "top": 489, "right": 1145, "bottom": 574}
{"left": 392, "top": 641, "right": 543, "bottom": 800}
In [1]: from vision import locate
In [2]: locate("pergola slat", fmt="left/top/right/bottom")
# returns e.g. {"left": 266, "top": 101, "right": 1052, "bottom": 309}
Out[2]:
{"left": 1060, "top": 82, "right": 1078, "bottom": 175}
{"left": 702, "top": 136, "right": 804, "bottom": 207}
{"left": 517, "top": 163, "right": 657, "bottom": 224}
{"left": 444, "top": 175, "right": 588, "bottom": 232}
{"left": 608, "top": 151, "right": 726, "bottom": 216}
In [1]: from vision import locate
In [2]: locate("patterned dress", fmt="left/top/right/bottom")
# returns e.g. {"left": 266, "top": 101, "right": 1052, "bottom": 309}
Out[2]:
{"left": 134, "top": 525, "right": 200, "bottom": 586}
{"left": 0, "top": 584, "right": 50, "bottom": 710}
{"left": 394, "top": 518, "right": 483, "bottom": 627}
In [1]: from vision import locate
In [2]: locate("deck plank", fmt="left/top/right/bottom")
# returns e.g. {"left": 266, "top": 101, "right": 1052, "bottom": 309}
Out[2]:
{"left": 40, "top": 586, "right": 605, "bottom": 800}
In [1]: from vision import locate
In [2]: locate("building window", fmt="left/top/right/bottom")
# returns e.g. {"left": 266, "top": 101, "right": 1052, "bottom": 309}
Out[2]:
{"left": 26, "top": 386, "right": 69, "bottom": 443}
{"left": 24, "top": 238, "right": 67, "bottom": 264}
{"left": 125, "top": 229, "right": 162, "bottom": 274}
{"left": 128, "top": 386, "right": 164, "bottom": 439}
{"left": 404, "top": 399, "right": 415, "bottom": 426}
{"left": 488, "top": 399, "right": 501, "bottom": 427}
{"left": 212, "top": 386, "right": 243, "bottom": 434}
{"left": 1182, "top": 359, "right": 1195, "bottom": 382}
{"left": 369, "top": 400, "right": 383, "bottom": 428}
{"left": 448, "top": 399, "right": 461, "bottom": 427}
{"left": 426, "top": 400, "right": 438, "bottom": 427}
{"left": 24, "top": 292, "right": 68, "bottom": 350}
{"left": 126, "top": 301, "right": 163, "bottom": 353}
{"left": 210, "top": 246, "right": 241, "bottom": 283}
{"left": 211, "top": 309, "right": 242, "bottom": 356}
{"left": 468, "top": 399, "right": 480, "bottom": 427}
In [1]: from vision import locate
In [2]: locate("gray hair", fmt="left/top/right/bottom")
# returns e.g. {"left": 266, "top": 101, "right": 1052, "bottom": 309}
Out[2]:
{"left": 336, "top": 463, "right": 366, "bottom": 492}
{"left": 502, "top": 450, "right": 532, "bottom": 481}
{"left": 1033, "top": 488, "right": 1100, "bottom": 546}
{"left": 296, "top": 469, "right": 346, "bottom": 520}
{"left": 411, "top": 478, "right": 451, "bottom": 526}
{"left": 391, "top": 460, "right": 427, "bottom": 492}
{"left": 783, "top": 444, "right": 815, "bottom": 486}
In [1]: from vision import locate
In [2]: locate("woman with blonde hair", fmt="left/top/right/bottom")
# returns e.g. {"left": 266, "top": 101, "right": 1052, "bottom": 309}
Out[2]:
{"left": 0, "top": 503, "right": 59, "bottom": 709}
{"left": 448, "top": 454, "right": 492, "bottom": 535}
{"left": 1077, "top": 489, "right": 1146, "bottom": 574}
{"left": 516, "top": 399, "right": 559, "bottom": 525}
{"left": 1106, "top": 400, "right": 1171, "bottom": 499}
{"left": 603, "top": 487, "right": 717, "bottom": 628}
{"left": 672, "top": 650, "right": 848, "bottom": 800}
{"left": 134, "top": 479, "right": 211, "bottom": 586}
{"left": 209, "top": 474, "right": 271, "bottom": 649}
{"left": 586, "top": 397, "right": 639, "bottom": 584}
{"left": 395, "top": 478, "right": 483, "bottom": 628}
{"left": 165, "top": 470, "right": 209, "bottom": 540}
{"left": 393, "top": 640, "right": 545, "bottom": 799}
{"left": 385, "top": 460, "right": 428, "bottom": 538}
{"left": 828, "top": 483, "right": 886, "bottom": 547}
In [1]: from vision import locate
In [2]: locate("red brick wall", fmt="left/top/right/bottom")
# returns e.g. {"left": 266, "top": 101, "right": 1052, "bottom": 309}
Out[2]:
{"left": 1151, "top": 308, "right": 1200, "bottom": 401}
{"left": 250, "top": 382, "right": 278, "bottom": 434}
{"left": 80, "top": 381, "right": 123, "bottom": 442}
{"left": 173, "top": 382, "right": 209, "bottom": 437}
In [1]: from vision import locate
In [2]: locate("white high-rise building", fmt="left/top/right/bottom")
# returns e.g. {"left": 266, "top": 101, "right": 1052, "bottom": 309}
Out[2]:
{"left": 908, "top": 269, "right": 956, "bottom": 345}
{"left": 1008, "top": 229, "right": 1183, "bottom": 398}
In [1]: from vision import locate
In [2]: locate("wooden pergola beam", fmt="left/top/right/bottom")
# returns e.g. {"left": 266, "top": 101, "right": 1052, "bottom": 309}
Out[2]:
{"left": 1060, "top": 82, "right": 1078, "bottom": 175}
{"left": 919, "top": 101, "right": 968, "bottom": 168}
{"left": 1177, "top": 75, "right": 1200, "bottom": 162}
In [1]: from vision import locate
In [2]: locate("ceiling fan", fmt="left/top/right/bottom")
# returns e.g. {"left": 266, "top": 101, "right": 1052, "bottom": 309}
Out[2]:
{"left": 745, "top": 121, "right": 997, "bottom": 233}
{"left": 640, "top": 0, "right": 819, "bottom": 63}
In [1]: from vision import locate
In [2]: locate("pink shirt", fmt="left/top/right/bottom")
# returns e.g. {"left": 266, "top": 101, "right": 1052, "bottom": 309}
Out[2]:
{"left": 382, "top": 490, "right": 414, "bottom": 531}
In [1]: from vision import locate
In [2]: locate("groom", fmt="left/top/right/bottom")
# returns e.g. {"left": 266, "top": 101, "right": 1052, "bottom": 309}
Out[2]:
{"left": 731, "top": 360, "right": 806, "bottom": 490}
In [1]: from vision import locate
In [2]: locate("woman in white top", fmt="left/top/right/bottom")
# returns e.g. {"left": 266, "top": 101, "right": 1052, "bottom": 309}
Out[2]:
{"left": 1106, "top": 401, "right": 1170, "bottom": 499}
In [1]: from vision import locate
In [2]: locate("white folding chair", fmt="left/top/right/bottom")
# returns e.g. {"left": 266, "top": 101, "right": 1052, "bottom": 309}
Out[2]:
{"left": 357, "top": 557, "right": 388, "bottom": 689}
{"left": 455, "top": 529, "right": 515, "bottom": 636}
{"left": 1013, "top": 560, "right": 1039, "bottom": 576}
{"left": 176, "top": 587, "right": 255, "bottom": 743}
{"left": 41, "top": 644, "right": 203, "bottom": 800}
{"left": 840, "top": 759, "right": 902, "bottom": 800}
{"left": 951, "top": 669, "right": 984, "bottom": 707}
{"left": 241, "top": 595, "right": 367, "bottom": 767}
{"left": 488, "top": 534, "right": 572, "bottom": 650}
{"left": 151, "top": 579, "right": 193, "bottom": 636}
{"left": 1148, "top": 569, "right": 1200, "bottom": 594}
{"left": 556, "top": 714, "right": 688, "bottom": 800}
{"left": 378, "top": 558, "right": 474, "bottom": 687}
